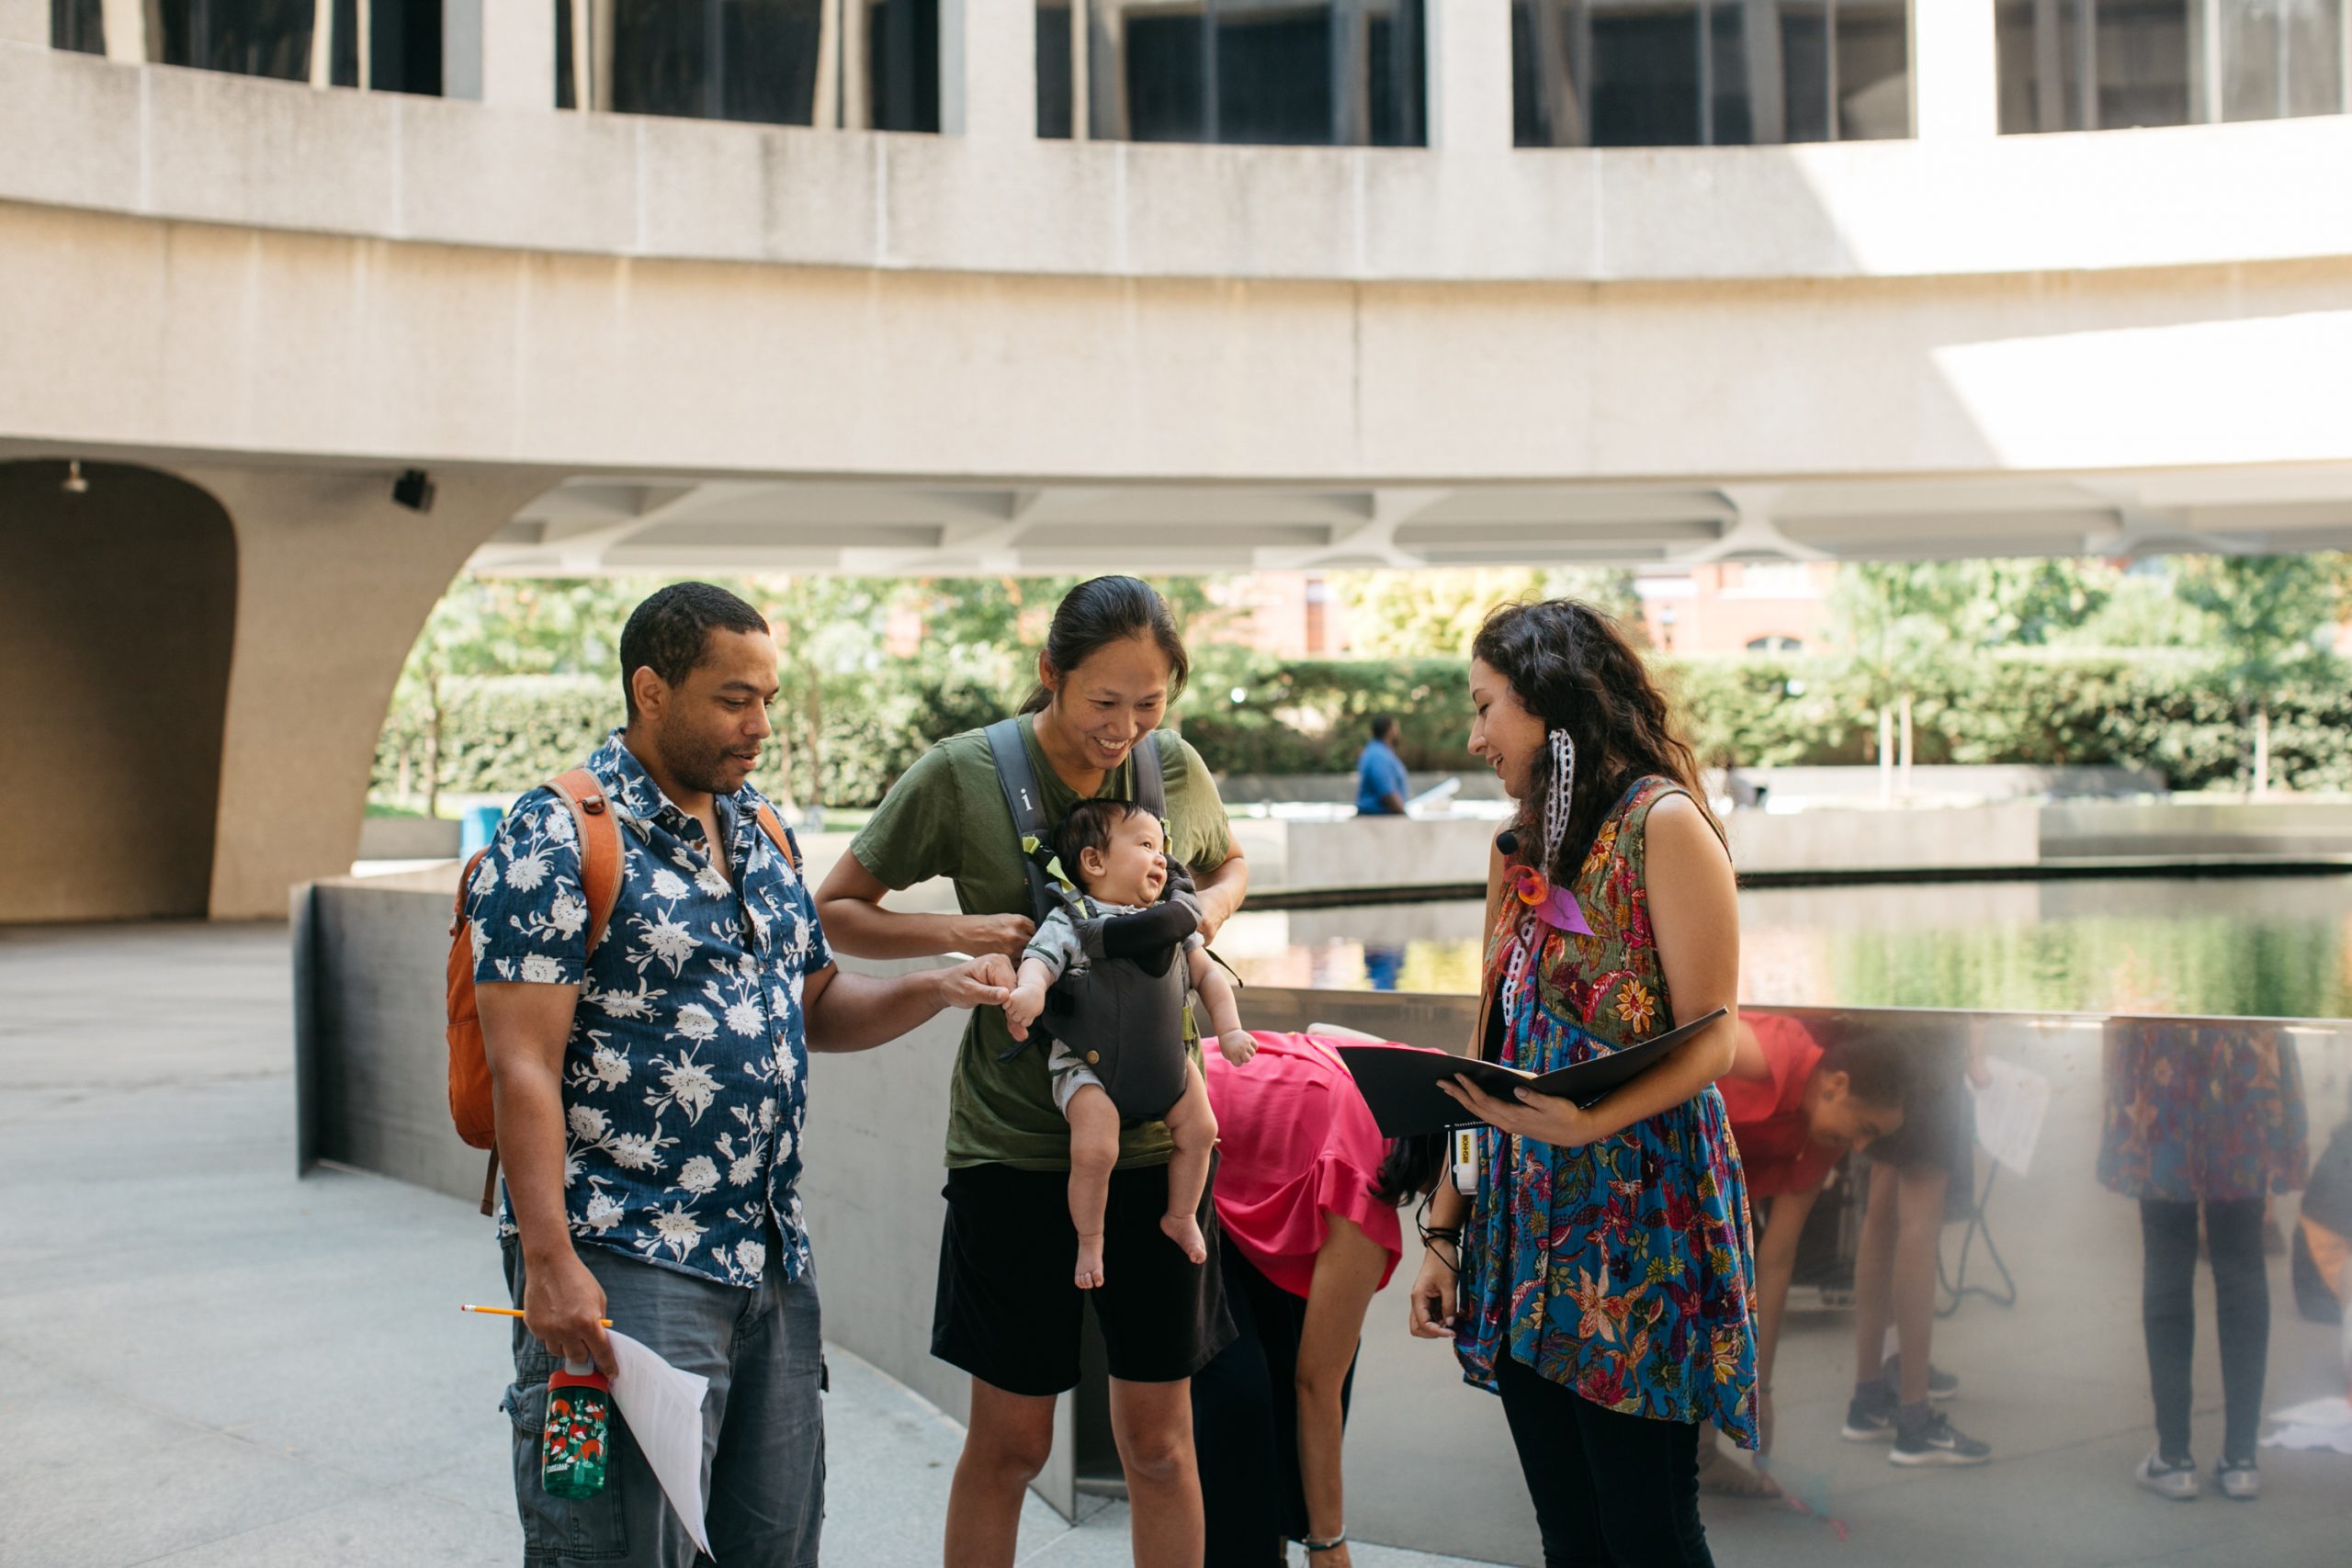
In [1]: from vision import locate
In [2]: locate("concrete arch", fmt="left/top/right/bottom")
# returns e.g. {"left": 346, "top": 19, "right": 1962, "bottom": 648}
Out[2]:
{"left": 0, "top": 458, "right": 237, "bottom": 920}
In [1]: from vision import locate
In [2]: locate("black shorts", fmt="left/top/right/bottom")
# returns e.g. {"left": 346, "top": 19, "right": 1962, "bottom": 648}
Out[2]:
{"left": 932, "top": 1159, "right": 1236, "bottom": 1397}
{"left": 1866, "top": 1052, "right": 1973, "bottom": 1187}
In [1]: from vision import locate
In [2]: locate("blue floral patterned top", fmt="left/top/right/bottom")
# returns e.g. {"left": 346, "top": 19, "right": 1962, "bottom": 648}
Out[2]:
{"left": 1455, "top": 779, "right": 1761, "bottom": 1445}
{"left": 464, "top": 729, "right": 832, "bottom": 1289}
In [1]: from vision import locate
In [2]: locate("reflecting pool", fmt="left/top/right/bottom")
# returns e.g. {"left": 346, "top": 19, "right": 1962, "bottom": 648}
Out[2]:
{"left": 1220, "top": 874, "right": 2352, "bottom": 1018}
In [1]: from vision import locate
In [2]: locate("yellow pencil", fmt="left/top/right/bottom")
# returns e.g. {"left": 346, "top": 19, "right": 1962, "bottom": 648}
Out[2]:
{"left": 461, "top": 1303, "right": 614, "bottom": 1327}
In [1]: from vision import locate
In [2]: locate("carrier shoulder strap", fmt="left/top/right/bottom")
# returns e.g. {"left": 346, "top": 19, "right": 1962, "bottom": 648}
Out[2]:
{"left": 1131, "top": 728, "right": 1169, "bottom": 819}
{"left": 984, "top": 719, "right": 1059, "bottom": 924}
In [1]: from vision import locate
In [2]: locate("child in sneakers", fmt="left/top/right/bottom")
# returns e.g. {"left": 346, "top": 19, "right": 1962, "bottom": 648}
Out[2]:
{"left": 1702, "top": 1012, "right": 1910, "bottom": 1495}
{"left": 1844, "top": 1019, "right": 1993, "bottom": 1467}
{"left": 1003, "top": 798, "right": 1256, "bottom": 1292}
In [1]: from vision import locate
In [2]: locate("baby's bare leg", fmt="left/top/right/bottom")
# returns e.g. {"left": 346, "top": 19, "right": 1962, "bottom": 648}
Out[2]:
{"left": 1157, "top": 1062, "right": 1216, "bottom": 1266}
{"left": 1067, "top": 1084, "right": 1121, "bottom": 1290}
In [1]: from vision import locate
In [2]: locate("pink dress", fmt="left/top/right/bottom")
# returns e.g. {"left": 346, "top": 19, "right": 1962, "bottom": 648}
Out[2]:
{"left": 1203, "top": 1032, "right": 1406, "bottom": 1299}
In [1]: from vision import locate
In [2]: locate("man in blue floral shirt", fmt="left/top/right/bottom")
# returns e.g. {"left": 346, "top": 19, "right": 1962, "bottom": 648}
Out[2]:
{"left": 468, "top": 582, "right": 1011, "bottom": 1568}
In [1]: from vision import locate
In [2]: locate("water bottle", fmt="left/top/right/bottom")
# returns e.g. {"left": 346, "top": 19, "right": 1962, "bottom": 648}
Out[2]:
{"left": 540, "top": 1359, "right": 612, "bottom": 1498}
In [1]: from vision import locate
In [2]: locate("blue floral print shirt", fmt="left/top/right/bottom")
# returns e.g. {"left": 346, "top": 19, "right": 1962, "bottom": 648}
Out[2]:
{"left": 465, "top": 729, "right": 832, "bottom": 1289}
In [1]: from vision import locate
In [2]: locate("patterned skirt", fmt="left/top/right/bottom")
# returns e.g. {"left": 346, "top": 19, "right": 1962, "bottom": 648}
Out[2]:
{"left": 1454, "top": 1001, "right": 1761, "bottom": 1447}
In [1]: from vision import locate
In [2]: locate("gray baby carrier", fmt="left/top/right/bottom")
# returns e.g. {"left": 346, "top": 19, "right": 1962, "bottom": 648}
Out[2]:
{"left": 985, "top": 719, "right": 1200, "bottom": 1122}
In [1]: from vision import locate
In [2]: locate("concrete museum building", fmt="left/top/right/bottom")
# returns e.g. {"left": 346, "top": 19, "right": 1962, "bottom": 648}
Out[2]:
{"left": 3, "top": 1, "right": 2350, "bottom": 923}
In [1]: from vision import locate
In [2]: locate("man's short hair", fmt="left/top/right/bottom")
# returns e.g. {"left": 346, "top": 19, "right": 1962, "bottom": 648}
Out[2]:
{"left": 1056, "top": 797, "right": 1154, "bottom": 879}
{"left": 1370, "top": 714, "right": 1397, "bottom": 742}
{"left": 619, "top": 582, "right": 769, "bottom": 719}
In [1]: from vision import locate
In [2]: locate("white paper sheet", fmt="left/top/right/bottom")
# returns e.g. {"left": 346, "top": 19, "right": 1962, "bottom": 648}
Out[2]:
{"left": 2260, "top": 1393, "right": 2352, "bottom": 1456}
{"left": 607, "top": 1329, "right": 713, "bottom": 1556}
{"left": 1967, "top": 1055, "right": 2052, "bottom": 1177}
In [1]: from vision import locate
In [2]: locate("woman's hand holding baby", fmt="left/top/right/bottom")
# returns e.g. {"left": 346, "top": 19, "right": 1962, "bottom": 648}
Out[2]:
{"left": 1217, "top": 1028, "right": 1258, "bottom": 1066}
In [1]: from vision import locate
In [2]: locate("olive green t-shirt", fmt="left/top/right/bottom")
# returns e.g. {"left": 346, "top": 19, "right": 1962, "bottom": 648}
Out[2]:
{"left": 849, "top": 716, "right": 1236, "bottom": 1171}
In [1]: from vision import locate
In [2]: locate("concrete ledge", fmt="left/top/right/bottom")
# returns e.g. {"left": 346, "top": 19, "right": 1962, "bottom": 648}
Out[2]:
{"left": 355, "top": 816, "right": 463, "bottom": 860}
{"left": 7, "top": 46, "right": 2352, "bottom": 284}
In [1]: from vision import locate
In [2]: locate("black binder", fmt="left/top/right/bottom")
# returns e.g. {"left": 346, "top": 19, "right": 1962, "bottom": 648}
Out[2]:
{"left": 1335, "top": 1006, "right": 1731, "bottom": 1137}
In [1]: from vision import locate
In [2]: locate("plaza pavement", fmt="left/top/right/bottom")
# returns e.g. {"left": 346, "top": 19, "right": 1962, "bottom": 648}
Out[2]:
{"left": 0, "top": 921, "right": 1484, "bottom": 1568}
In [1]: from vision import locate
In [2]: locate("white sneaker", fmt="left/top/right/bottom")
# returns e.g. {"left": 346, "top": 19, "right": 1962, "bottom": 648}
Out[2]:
{"left": 2134, "top": 1450, "right": 2199, "bottom": 1501}
{"left": 2215, "top": 1459, "right": 2261, "bottom": 1501}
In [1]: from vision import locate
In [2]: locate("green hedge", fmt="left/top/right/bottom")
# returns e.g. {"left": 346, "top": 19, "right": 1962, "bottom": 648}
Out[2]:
{"left": 376, "top": 649, "right": 2350, "bottom": 808}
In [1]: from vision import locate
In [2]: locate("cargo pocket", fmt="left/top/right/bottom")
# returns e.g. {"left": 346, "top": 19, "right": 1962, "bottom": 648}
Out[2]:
{"left": 503, "top": 1376, "right": 630, "bottom": 1562}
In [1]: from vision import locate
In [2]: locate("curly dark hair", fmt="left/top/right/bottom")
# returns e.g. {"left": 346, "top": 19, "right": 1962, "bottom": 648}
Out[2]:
{"left": 1471, "top": 598, "right": 1721, "bottom": 886}
{"left": 618, "top": 581, "right": 769, "bottom": 719}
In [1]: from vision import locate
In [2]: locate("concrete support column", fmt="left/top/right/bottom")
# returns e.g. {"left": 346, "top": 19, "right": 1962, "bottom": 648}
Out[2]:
{"left": 481, "top": 0, "right": 557, "bottom": 109}
{"left": 940, "top": 0, "right": 1035, "bottom": 139}
{"left": 99, "top": 0, "right": 148, "bottom": 62}
{"left": 1427, "top": 0, "right": 1513, "bottom": 152}
{"left": 1914, "top": 0, "right": 1999, "bottom": 141}
{"left": 183, "top": 467, "right": 548, "bottom": 920}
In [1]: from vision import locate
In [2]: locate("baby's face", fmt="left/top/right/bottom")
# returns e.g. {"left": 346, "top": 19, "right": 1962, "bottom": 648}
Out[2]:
{"left": 1080, "top": 812, "right": 1170, "bottom": 907}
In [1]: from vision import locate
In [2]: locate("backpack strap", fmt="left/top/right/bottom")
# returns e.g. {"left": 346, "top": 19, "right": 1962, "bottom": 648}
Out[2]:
{"left": 751, "top": 802, "right": 804, "bottom": 874}
{"left": 548, "top": 768, "right": 626, "bottom": 953}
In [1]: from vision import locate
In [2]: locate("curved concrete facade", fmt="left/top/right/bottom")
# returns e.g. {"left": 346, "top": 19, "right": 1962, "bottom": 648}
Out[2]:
{"left": 4, "top": 11, "right": 2350, "bottom": 913}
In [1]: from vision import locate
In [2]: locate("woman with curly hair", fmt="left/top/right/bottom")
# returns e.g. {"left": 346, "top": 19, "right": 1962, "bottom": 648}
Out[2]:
{"left": 1407, "top": 598, "right": 1758, "bottom": 1566}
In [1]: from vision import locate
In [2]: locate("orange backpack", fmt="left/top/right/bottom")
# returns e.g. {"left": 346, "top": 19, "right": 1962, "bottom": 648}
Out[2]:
{"left": 445, "top": 769, "right": 800, "bottom": 1209}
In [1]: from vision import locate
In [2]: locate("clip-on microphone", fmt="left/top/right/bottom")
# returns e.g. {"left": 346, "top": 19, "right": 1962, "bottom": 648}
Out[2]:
{"left": 1495, "top": 829, "right": 1519, "bottom": 855}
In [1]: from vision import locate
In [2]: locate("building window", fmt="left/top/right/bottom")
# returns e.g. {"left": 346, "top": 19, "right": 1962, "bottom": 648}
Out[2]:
{"left": 1038, "top": 1, "right": 1427, "bottom": 146}
{"left": 158, "top": 0, "right": 317, "bottom": 82}
{"left": 147, "top": 1, "right": 441, "bottom": 92}
{"left": 556, "top": 0, "right": 937, "bottom": 130}
{"left": 1997, "top": 0, "right": 2347, "bottom": 133}
{"left": 1746, "top": 634, "right": 1805, "bottom": 653}
{"left": 1514, "top": 0, "right": 1912, "bottom": 147}
{"left": 51, "top": 0, "right": 106, "bottom": 54}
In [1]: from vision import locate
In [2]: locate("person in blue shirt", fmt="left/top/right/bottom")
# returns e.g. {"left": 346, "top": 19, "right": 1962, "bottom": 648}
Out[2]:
{"left": 1355, "top": 715, "right": 1410, "bottom": 816}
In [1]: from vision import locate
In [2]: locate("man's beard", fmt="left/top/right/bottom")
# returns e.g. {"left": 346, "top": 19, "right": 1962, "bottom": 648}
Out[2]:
{"left": 660, "top": 729, "right": 744, "bottom": 797}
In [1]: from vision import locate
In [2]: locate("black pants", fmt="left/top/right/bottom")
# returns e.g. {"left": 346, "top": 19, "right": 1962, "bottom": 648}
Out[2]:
{"left": 2141, "top": 1197, "right": 2269, "bottom": 1461}
{"left": 1494, "top": 1356, "right": 1713, "bottom": 1568}
{"left": 1190, "top": 1237, "right": 1355, "bottom": 1568}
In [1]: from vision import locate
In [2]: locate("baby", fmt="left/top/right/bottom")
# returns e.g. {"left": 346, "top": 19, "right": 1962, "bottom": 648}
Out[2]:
{"left": 1003, "top": 797, "right": 1256, "bottom": 1291}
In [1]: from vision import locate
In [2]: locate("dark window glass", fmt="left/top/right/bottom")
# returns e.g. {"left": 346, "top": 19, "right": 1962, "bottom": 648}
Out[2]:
{"left": 1216, "top": 7, "right": 1334, "bottom": 145}
{"left": 51, "top": 0, "right": 106, "bottom": 53}
{"left": 1124, "top": 13, "right": 1209, "bottom": 141}
{"left": 2098, "top": 0, "right": 2191, "bottom": 126}
{"left": 1037, "top": 0, "right": 1075, "bottom": 136}
{"left": 865, "top": 0, "right": 939, "bottom": 131}
{"left": 722, "top": 0, "right": 823, "bottom": 126}
{"left": 1090, "top": 1, "right": 1423, "bottom": 146}
{"left": 559, "top": 0, "right": 942, "bottom": 128}
{"left": 1589, "top": 5, "right": 1703, "bottom": 147}
{"left": 1708, "top": 2, "right": 1756, "bottom": 144}
{"left": 1780, "top": 2, "right": 1832, "bottom": 141}
{"left": 326, "top": 0, "right": 442, "bottom": 95}
{"left": 159, "top": 0, "right": 316, "bottom": 82}
{"left": 1515, "top": 0, "right": 1907, "bottom": 147}
{"left": 556, "top": 0, "right": 576, "bottom": 107}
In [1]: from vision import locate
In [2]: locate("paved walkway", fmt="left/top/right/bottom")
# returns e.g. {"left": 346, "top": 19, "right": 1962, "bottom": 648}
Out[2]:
{"left": 0, "top": 923, "right": 1486, "bottom": 1567}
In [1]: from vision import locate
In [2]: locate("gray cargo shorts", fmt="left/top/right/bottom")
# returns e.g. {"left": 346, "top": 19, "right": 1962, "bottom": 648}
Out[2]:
{"left": 499, "top": 1238, "right": 824, "bottom": 1568}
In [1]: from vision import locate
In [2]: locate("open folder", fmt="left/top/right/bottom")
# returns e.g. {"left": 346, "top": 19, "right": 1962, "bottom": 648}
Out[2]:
{"left": 1335, "top": 1006, "right": 1730, "bottom": 1138}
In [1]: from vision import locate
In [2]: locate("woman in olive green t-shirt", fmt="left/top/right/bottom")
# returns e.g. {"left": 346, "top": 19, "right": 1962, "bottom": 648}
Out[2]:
{"left": 817, "top": 576, "right": 1248, "bottom": 1568}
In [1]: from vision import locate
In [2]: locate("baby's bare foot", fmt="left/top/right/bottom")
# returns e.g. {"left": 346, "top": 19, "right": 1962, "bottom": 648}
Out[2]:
{"left": 1075, "top": 1234, "right": 1106, "bottom": 1290}
{"left": 1160, "top": 1212, "right": 1208, "bottom": 1265}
